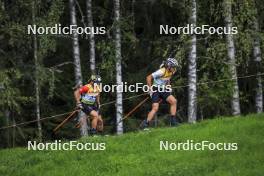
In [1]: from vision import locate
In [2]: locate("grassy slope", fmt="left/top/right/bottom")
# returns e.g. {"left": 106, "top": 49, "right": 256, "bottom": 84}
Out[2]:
{"left": 1, "top": 114, "right": 264, "bottom": 176}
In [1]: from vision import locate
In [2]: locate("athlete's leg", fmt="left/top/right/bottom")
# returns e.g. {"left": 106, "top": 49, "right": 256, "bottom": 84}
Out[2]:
{"left": 166, "top": 95, "right": 178, "bottom": 126}
{"left": 166, "top": 95, "right": 177, "bottom": 116}
{"left": 97, "top": 115, "right": 104, "bottom": 132}
{"left": 89, "top": 110, "right": 99, "bottom": 130}
{"left": 147, "top": 103, "right": 159, "bottom": 122}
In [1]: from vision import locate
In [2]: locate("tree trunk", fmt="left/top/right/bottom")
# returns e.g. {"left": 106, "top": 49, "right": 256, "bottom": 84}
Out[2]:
{"left": 32, "top": 0, "right": 42, "bottom": 141}
{"left": 70, "top": 0, "right": 83, "bottom": 86}
{"left": 200, "top": 107, "right": 204, "bottom": 121}
{"left": 69, "top": 0, "right": 88, "bottom": 136}
{"left": 188, "top": 0, "right": 197, "bottom": 123}
{"left": 253, "top": 20, "right": 263, "bottom": 113}
{"left": 12, "top": 114, "right": 16, "bottom": 148}
{"left": 79, "top": 111, "right": 88, "bottom": 136}
{"left": 5, "top": 110, "right": 10, "bottom": 147}
{"left": 1, "top": 0, "right": 4, "bottom": 11}
{"left": 86, "top": 0, "right": 96, "bottom": 74}
{"left": 224, "top": 0, "right": 241, "bottom": 116}
{"left": 132, "top": 0, "right": 135, "bottom": 32}
{"left": 114, "top": 0, "right": 123, "bottom": 134}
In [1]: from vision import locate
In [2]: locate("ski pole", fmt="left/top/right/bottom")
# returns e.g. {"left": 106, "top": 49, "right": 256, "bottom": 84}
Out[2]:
{"left": 53, "top": 110, "right": 78, "bottom": 133}
{"left": 118, "top": 96, "right": 150, "bottom": 124}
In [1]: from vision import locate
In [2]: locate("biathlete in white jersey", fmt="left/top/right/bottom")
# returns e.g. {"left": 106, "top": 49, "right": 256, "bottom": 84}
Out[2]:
{"left": 143, "top": 58, "right": 179, "bottom": 128}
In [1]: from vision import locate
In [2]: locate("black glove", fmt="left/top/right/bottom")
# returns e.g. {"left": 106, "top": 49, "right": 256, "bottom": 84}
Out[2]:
{"left": 96, "top": 102, "right": 101, "bottom": 109}
{"left": 149, "top": 90, "right": 153, "bottom": 98}
{"left": 76, "top": 102, "right": 83, "bottom": 110}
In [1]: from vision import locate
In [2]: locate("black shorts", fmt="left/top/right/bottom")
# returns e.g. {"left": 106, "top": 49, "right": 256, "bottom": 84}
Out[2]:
{"left": 151, "top": 91, "right": 171, "bottom": 103}
{"left": 81, "top": 103, "right": 98, "bottom": 115}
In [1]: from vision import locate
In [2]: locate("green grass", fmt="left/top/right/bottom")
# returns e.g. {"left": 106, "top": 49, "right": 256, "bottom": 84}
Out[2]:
{"left": 1, "top": 114, "right": 264, "bottom": 176}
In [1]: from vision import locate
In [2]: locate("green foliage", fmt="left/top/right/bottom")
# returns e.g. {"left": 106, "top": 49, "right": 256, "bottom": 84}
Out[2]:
{"left": 198, "top": 39, "right": 233, "bottom": 116}
{"left": 0, "top": 69, "right": 31, "bottom": 113}
{"left": 1, "top": 0, "right": 264, "bottom": 146}
{"left": 37, "top": 0, "right": 64, "bottom": 59}
{"left": 97, "top": 40, "right": 116, "bottom": 81}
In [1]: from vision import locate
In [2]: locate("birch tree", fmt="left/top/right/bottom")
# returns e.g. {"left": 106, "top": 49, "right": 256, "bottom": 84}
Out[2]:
{"left": 69, "top": 0, "right": 88, "bottom": 136}
{"left": 188, "top": 0, "right": 197, "bottom": 123}
{"left": 223, "top": 0, "right": 241, "bottom": 115}
{"left": 86, "top": 0, "right": 96, "bottom": 74}
{"left": 4, "top": 110, "right": 10, "bottom": 147}
{"left": 32, "top": 0, "right": 42, "bottom": 141}
{"left": 114, "top": 0, "right": 123, "bottom": 134}
{"left": 253, "top": 19, "right": 263, "bottom": 113}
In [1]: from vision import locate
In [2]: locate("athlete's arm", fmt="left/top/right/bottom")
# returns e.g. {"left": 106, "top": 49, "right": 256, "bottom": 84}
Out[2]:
{"left": 146, "top": 74, "right": 153, "bottom": 88}
{"left": 75, "top": 86, "right": 88, "bottom": 104}
{"left": 74, "top": 89, "right": 81, "bottom": 104}
{"left": 147, "top": 69, "right": 165, "bottom": 88}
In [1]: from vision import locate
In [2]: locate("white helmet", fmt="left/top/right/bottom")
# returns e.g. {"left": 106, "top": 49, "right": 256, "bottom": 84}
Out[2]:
{"left": 166, "top": 58, "right": 178, "bottom": 68}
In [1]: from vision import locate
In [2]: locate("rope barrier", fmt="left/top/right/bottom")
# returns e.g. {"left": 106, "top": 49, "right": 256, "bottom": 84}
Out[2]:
{"left": 0, "top": 111, "right": 75, "bottom": 130}
{"left": 0, "top": 73, "right": 263, "bottom": 130}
